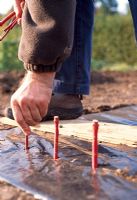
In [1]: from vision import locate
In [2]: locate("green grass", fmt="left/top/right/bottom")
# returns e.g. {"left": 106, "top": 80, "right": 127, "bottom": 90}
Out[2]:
{"left": 92, "top": 61, "right": 137, "bottom": 72}
{"left": 101, "top": 63, "right": 137, "bottom": 71}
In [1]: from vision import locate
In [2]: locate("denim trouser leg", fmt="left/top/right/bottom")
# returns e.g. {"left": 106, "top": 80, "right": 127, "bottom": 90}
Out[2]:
{"left": 53, "top": 0, "right": 94, "bottom": 95}
{"left": 129, "top": 0, "right": 137, "bottom": 41}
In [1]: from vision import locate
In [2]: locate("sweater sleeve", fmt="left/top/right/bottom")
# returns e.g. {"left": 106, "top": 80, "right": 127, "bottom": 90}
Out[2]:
{"left": 18, "top": 0, "right": 76, "bottom": 72}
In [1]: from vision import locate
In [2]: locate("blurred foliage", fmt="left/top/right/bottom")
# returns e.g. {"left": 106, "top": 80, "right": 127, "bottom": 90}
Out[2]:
{"left": 0, "top": 18, "right": 22, "bottom": 71}
{"left": 92, "top": 9, "right": 137, "bottom": 70}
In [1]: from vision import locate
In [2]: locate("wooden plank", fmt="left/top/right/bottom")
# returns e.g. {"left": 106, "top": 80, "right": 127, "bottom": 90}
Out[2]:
{"left": 0, "top": 117, "right": 137, "bottom": 147}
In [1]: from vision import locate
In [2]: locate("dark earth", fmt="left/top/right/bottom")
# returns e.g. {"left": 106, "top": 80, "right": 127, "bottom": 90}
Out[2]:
{"left": 0, "top": 70, "right": 137, "bottom": 200}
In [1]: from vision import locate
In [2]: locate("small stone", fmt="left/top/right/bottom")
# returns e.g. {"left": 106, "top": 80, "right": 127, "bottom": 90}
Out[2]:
{"left": 116, "top": 169, "right": 122, "bottom": 174}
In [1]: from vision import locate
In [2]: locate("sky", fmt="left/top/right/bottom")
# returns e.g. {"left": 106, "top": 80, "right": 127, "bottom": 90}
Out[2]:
{"left": 0, "top": 0, "right": 129, "bottom": 14}
{"left": 118, "top": 0, "right": 129, "bottom": 14}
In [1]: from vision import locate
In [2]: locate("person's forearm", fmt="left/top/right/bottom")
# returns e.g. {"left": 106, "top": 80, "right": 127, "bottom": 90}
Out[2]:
{"left": 25, "top": 71, "right": 55, "bottom": 89}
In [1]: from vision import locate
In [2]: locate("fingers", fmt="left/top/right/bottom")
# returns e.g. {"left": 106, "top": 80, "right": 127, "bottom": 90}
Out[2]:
{"left": 11, "top": 99, "right": 31, "bottom": 135}
{"left": 19, "top": 103, "right": 38, "bottom": 126}
{"left": 14, "top": 0, "right": 25, "bottom": 24}
{"left": 21, "top": 0, "right": 25, "bottom": 10}
{"left": 19, "top": 98, "right": 44, "bottom": 124}
{"left": 37, "top": 100, "right": 48, "bottom": 119}
{"left": 28, "top": 103, "right": 42, "bottom": 122}
{"left": 18, "top": 1, "right": 25, "bottom": 24}
{"left": 14, "top": 0, "right": 22, "bottom": 18}
{"left": 11, "top": 96, "right": 46, "bottom": 131}
{"left": 15, "top": 98, "right": 41, "bottom": 126}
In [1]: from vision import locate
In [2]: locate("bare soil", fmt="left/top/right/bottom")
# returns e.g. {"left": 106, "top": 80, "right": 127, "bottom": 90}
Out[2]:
{"left": 0, "top": 70, "right": 137, "bottom": 199}
{"left": 1, "top": 70, "right": 137, "bottom": 115}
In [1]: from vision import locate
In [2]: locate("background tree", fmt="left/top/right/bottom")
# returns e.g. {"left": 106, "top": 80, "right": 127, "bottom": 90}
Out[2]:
{"left": 95, "top": 0, "right": 118, "bottom": 14}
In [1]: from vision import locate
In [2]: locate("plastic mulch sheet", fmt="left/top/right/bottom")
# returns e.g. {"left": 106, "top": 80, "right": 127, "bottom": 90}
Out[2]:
{"left": 0, "top": 106, "right": 137, "bottom": 199}
{"left": 84, "top": 105, "right": 137, "bottom": 125}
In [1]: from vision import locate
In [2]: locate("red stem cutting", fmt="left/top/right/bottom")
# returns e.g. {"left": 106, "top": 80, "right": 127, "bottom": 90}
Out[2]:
{"left": 92, "top": 120, "right": 99, "bottom": 172}
{"left": 54, "top": 116, "right": 59, "bottom": 160}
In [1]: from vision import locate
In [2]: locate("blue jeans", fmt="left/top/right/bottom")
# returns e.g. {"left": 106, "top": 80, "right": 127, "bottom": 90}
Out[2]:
{"left": 54, "top": 0, "right": 94, "bottom": 95}
{"left": 54, "top": 0, "right": 137, "bottom": 95}
{"left": 129, "top": 0, "right": 137, "bottom": 41}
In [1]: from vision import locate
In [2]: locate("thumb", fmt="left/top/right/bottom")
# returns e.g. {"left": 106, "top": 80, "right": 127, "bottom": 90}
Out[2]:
{"left": 13, "top": 0, "right": 23, "bottom": 19}
{"left": 17, "top": 1, "right": 25, "bottom": 25}
{"left": 21, "top": 1, "right": 25, "bottom": 10}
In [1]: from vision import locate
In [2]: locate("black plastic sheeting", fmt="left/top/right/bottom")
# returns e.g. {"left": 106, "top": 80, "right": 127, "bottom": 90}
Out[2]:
{"left": 84, "top": 105, "right": 137, "bottom": 125}
{"left": 0, "top": 106, "right": 137, "bottom": 199}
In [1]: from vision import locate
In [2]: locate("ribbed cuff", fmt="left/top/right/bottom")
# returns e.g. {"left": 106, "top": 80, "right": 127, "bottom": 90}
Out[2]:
{"left": 24, "top": 63, "right": 62, "bottom": 73}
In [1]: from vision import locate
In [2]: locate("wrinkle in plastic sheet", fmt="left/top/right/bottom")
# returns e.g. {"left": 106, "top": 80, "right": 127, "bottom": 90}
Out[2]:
{"left": 1, "top": 106, "right": 137, "bottom": 199}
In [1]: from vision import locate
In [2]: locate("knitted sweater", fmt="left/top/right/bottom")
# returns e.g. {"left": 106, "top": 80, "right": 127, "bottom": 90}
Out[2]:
{"left": 18, "top": 0, "right": 76, "bottom": 70}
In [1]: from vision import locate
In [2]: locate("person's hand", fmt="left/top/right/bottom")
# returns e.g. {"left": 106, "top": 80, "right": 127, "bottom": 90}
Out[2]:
{"left": 11, "top": 71, "right": 55, "bottom": 135}
{"left": 13, "top": 0, "right": 25, "bottom": 24}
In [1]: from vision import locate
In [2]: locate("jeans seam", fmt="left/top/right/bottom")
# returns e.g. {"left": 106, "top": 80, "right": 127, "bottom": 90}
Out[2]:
{"left": 75, "top": 3, "right": 81, "bottom": 93}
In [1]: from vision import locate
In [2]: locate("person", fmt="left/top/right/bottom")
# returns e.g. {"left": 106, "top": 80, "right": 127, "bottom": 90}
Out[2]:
{"left": 6, "top": 0, "right": 137, "bottom": 136}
